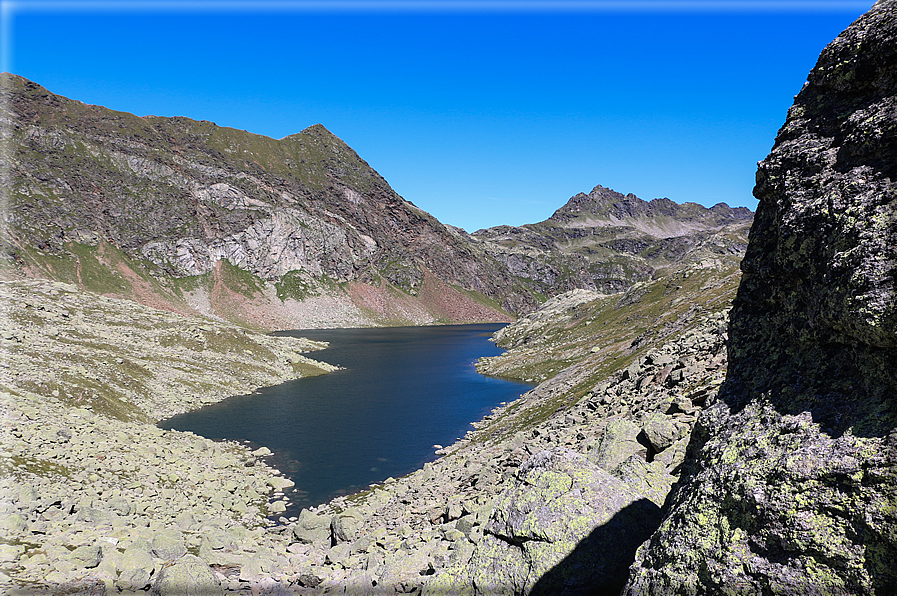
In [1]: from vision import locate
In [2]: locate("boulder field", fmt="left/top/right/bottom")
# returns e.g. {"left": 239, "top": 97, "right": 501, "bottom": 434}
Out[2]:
{"left": 1, "top": 274, "right": 733, "bottom": 593}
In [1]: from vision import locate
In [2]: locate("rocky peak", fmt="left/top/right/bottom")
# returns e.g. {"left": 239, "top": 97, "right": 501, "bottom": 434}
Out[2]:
{"left": 625, "top": 1, "right": 897, "bottom": 593}
{"left": 548, "top": 183, "right": 753, "bottom": 237}
{"left": 549, "top": 184, "right": 645, "bottom": 221}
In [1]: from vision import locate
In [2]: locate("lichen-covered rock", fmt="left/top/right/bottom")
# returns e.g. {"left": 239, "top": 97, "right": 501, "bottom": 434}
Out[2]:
{"left": 585, "top": 418, "right": 644, "bottom": 471}
{"left": 331, "top": 507, "right": 364, "bottom": 544}
{"left": 624, "top": 2, "right": 897, "bottom": 594}
{"left": 291, "top": 509, "right": 331, "bottom": 545}
{"left": 152, "top": 530, "right": 187, "bottom": 561}
{"left": 68, "top": 545, "right": 102, "bottom": 569}
{"left": 151, "top": 554, "right": 223, "bottom": 596}
{"left": 640, "top": 412, "right": 681, "bottom": 453}
{"left": 462, "top": 448, "right": 660, "bottom": 595}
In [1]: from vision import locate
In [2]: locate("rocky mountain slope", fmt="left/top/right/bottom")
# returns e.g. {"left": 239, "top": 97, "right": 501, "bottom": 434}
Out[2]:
{"left": 472, "top": 184, "right": 751, "bottom": 297}
{"left": 0, "top": 66, "right": 766, "bottom": 594}
{"left": 1, "top": 74, "right": 515, "bottom": 327}
{"left": 0, "top": 260, "right": 741, "bottom": 595}
{"left": 8, "top": 1, "right": 895, "bottom": 591}
{"left": 625, "top": 1, "right": 897, "bottom": 593}
{"left": 0, "top": 278, "right": 337, "bottom": 593}
{"left": 2, "top": 73, "right": 751, "bottom": 329}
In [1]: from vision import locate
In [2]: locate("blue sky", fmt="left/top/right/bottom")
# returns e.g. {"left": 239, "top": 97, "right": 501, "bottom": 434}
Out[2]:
{"left": 3, "top": 0, "right": 874, "bottom": 232}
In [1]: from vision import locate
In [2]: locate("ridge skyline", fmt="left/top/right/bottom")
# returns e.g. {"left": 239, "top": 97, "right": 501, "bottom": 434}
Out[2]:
{"left": 3, "top": 1, "right": 871, "bottom": 231}
{"left": 0, "top": 73, "right": 754, "bottom": 234}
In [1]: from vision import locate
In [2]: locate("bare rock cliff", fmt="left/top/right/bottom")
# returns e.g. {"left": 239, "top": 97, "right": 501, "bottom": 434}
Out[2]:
{"left": 625, "top": 2, "right": 897, "bottom": 594}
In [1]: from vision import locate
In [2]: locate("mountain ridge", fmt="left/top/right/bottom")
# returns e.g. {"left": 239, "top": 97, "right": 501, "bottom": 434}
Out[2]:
{"left": 1, "top": 0, "right": 895, "bottom": 592}
{"left": 2, "top": 72, "right": 752, "bottom": 329}
{"left": 548, "top": 183, "right": 753, "bottom": 237}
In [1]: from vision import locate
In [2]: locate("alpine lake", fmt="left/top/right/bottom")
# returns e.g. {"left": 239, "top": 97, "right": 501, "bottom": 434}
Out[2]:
{"left": 158, "top": 324, "right": 532, "bottom": 516}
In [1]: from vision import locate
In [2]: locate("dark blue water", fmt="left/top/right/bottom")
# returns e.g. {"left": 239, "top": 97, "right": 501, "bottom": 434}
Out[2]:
{"left": 158, "top": 324, "right": 531, "bottom": 512}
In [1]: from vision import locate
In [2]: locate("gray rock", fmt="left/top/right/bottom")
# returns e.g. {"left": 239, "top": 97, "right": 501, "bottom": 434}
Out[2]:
{"left": 121, "top": 544, "right": 155, "bottom": 579}
{"left": 331, "top": 507, "right": 364, "bottom": 544}
{"left": 0, "top": 544, "right": 24, "bottom": 564}
{"left": 292, "top": 509, "right": 330, "bottom": 545}
{"left": 324, "top": 543, "right": 352, "bottom": 566}
{"left": 107, "top": 496, "right": 132, "bottom": 516}
{"left": 200, "top": 527, "right": 238, "bottom": 552}
{"left": 641, "top": 412, "right": 681, "bottom": 453}
{"left": 655, "top": 434, "right": 689, "bottom": 472}
{"left": 585, "top": 418, "right": 643, "bottom": 471}
{"left": 152, "top": 554, "right": 223, "bottom": 596}
{"left": 0, "top": 513, "right": 27, "bottom": 535}
{"left": 152, "top": 530, "right": 187, "bottom": 560}
{"left": 119, "top": 566, "right": 153, "bottom": 592}
{"left": 457, "top": 448, "right": 661, "bottom": 595}
{"left": 625, "top": 3, "right": 897, "bottom": 593}
{"left": 75, "top": 506, "right": 111, "bottom": 524}
{"left": 68, "top": 545, "right": 102, "bottom": 568}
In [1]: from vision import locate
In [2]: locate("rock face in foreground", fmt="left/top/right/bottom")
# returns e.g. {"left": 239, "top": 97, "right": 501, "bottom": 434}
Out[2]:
{"left": 625, "top": 2, "right": 897, "bottom": 594}
{"left": 468, "top": 448, "right": 660, "bottom": 596}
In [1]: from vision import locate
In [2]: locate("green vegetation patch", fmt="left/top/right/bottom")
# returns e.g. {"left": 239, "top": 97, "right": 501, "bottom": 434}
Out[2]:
{"left": 275, "top": 269, "right": 318, "bottom": 301}
{"left": 450, "top": 284, "right": 512, "bottom": 316}
{"left": 470, "top": 261, "right": 742, "bottom": 443}
{"left": 170, "top": 273, "right": 211, "bottom": 294}
{"left": 0, "top": 455, "right": 72, "bottom": 479}
{"left": 218, "top": 259, "right": 266, "bottom": 298}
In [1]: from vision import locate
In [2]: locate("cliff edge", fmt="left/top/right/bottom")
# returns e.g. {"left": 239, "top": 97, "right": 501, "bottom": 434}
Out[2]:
{"left": 625, "top": 1, "right": 897, "bottom": 594}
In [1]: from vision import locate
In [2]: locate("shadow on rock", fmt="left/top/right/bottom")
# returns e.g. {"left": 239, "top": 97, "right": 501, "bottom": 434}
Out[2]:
{"left": 528, "top": 498, "right": 661, "bottom": 596}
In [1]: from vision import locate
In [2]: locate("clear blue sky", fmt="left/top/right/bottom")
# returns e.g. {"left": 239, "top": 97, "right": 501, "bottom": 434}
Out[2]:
{"left": 3, "top": 1, "right": 874, "bottom": 232}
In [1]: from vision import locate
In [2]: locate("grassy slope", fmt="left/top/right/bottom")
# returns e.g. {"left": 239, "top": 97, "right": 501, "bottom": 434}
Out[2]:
{"left": 473, "top": 256, "right": 742, "bottom": 443}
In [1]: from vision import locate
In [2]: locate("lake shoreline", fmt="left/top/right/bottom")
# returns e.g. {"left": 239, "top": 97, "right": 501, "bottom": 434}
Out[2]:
{"left": 161, "top": 323, "right": 530, "bottom": 512}
{"left": 2, "top": 278, "right": 731, "bottom": 594}
{"left": 0, "top": 278, "right": 526, "bottom": 593}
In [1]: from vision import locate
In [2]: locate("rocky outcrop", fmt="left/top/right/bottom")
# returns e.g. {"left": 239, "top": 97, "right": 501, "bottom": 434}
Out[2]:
{"left": 466, "top": 448, "right": 660, "bottom": 596}
{"left": 624, "top": 2, "right": 897, "bottom": 594}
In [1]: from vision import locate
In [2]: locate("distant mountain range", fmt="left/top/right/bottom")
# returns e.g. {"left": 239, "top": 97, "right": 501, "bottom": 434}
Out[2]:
{"left": 1, "top": 73, "right": 752, "bottom": 329}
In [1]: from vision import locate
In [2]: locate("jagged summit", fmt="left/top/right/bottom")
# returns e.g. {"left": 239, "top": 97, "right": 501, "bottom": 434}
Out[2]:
{"left": 473, "top": 183, "right": 752, "bottom": 294}
{"left": 549, "top": 184, "right": 753, "bottom": 238}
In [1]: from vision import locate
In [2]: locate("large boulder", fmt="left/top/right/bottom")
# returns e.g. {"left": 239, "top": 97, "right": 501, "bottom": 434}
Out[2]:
{"left": 291, "top": 508, "right": 331, "bottom": 545}
{"left": 331, "top": 507, "right": 364, "bottom": 544}
{"left": 152, "top": 529, "right": 187, "bottom": 561}
{"left": 152, "top": 554, "right": 223, "bottom": 596}
{"left": 443, "top": 448, "right": 660, "bottom": 595}
{"left": 624, "top": 2, "right": 897, "bottom": 594}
